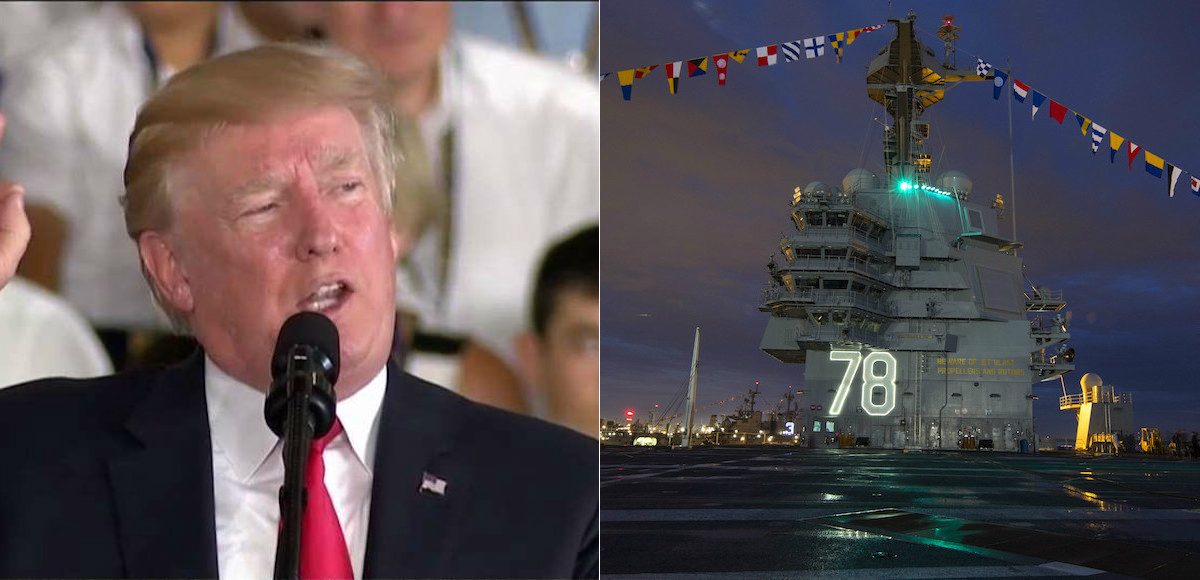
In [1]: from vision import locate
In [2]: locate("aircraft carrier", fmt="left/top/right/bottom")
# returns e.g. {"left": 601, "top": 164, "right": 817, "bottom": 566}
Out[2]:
{"left": 757, "top": 15, "right": 1077, "bottom": 452}
{"left": 601, "top": 13, "right": 1199, "bottom": 579}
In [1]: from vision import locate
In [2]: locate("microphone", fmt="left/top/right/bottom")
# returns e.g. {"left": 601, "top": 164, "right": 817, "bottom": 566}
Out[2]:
{"left": 264, "top": 311, "right": 340, "bottom": 439}
{"left": 265, "top": 311, "right": 340, "bottom": 579}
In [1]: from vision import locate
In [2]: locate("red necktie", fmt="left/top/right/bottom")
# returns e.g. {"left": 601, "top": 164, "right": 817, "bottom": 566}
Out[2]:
{"left": 300, "top": 419, "right": 354, "bottom": 580}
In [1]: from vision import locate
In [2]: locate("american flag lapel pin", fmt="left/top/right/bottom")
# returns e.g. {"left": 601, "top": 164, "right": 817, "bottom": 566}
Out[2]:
{"left": 420, "top": 471, "right": 447, "bottom": 496}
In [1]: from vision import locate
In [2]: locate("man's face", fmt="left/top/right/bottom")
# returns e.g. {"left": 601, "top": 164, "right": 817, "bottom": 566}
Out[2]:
{"left": 528, "top": 291, "right": 599, "bottom": 437}
{"left": 323, "top": 2, "right": 452, "bottom": 83}
{"left": 149, "top": 107, "right": 401, "bottom": 396}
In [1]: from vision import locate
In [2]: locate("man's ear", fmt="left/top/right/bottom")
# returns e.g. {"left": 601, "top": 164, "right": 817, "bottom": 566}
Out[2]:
{"left": 514, "top": 331, "right": 544, "bottom": 393}
{"left": 137, "top": 231, "right": 194, "bottom": 315}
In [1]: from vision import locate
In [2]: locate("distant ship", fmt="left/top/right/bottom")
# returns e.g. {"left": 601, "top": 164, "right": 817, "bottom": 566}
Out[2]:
{"left": 758, "top": 13, "right": 1077, "bottom": 451}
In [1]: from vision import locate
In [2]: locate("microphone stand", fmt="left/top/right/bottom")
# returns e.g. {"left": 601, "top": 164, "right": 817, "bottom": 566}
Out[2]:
{"left": 272, "top": 347, "right": 325, "bottom": 580}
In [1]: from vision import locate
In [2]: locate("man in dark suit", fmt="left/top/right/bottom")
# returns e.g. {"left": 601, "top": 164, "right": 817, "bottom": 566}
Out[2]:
{"left": 0, "top": 43, "right": 596, "bottom": 579}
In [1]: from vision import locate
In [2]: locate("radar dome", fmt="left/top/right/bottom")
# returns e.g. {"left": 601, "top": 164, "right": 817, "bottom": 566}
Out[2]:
{"left": 937, "top": 171, "right": 973, "bottom": 195}
{"left": 802, "top": 181, "right": 830, "bottom": 195}
{"left": 1080, "top": 373, "right": 1103, "bottom": 389}
{"left": 842, "top": 169, "right": 877, "bottom": 192}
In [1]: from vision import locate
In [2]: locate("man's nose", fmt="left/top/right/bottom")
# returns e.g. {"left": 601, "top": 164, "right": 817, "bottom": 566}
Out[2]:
{"left": 295, "top": 186, "right": 339, "bottom": 260}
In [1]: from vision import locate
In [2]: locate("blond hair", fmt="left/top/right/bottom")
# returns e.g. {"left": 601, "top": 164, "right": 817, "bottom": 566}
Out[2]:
{"left": 122, "top": 43, "right": 407, "bottom": 329}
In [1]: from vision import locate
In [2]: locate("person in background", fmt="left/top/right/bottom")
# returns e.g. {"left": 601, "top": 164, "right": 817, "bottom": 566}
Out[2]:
{"left": 0, "top": 112, "right": 114, "bottom": 388}
{"left": 236, "top": 1, "right": 324, "bottom": 42}
{"left": 0, "top": 1, "right": 262, "bottom": 369}
{"left": 0, "top": 275, "right": 112, "bottom": 387}
{"left": 516, "top": 225, "right": 599, "bottom": 438}
{"left": 320, "top": 2, "right": 599, "bottom": 373}
{"left": 393, "top": 307, "right": 529, "bottom": 413}
{"left": 0, "top": 2, "right": 95, "bottom": 80}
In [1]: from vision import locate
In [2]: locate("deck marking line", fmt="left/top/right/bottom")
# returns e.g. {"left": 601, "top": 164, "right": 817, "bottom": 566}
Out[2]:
{"left": 600, "top": 562, "right": 1103, "bottom": 579}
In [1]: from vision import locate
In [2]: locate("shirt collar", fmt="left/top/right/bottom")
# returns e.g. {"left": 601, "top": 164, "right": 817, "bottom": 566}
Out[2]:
{"left": 204, "top": 355, "right": 388, "bottom": 482}
{"left": 336, "top": 360, "right": 389, "bottom": 472}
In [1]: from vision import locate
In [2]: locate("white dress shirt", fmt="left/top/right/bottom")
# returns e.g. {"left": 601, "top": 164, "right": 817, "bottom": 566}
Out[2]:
{"left": 205, "top": 357, "right": 387, "bottom": 580}
{"left": 394, "top": 35, "right": 599, "bottom": 363}
{"left": 0, "top": 3, "right": 262, "bottom": 329}
{"left": 0, "top": 277, "right": 112, "bottom": 388}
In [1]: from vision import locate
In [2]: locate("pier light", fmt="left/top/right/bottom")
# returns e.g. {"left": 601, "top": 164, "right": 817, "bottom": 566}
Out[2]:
{"left": 897, "top": 180, "right": 914, "bottom": 191}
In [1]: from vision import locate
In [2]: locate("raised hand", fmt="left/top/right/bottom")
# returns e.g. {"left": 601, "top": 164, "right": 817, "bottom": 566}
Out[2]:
{"left": 0, "top": 114, "right": 32, "bottom": 290}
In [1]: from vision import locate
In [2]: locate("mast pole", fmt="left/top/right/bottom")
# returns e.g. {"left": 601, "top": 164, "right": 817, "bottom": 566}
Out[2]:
{"left": 682, "top": 327, "right": 701, "bottom": 448}
{"left": 1006, "top": 59, "right": 1017, "bottom": 248}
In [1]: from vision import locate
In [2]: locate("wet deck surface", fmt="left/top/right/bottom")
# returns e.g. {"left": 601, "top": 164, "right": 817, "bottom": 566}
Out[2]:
{"left": 601, "top": 447, "right": 1200, "bottom": 578}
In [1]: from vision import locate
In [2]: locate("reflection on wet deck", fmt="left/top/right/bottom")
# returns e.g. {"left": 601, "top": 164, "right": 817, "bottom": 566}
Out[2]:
{"left": 602, "top": 447, "right": 1200, "bottom": 577}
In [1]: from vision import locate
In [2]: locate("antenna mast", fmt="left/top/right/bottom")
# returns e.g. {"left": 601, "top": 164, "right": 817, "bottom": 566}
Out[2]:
{"left": 681, "top": 327, "right": 701, "bottom": 448}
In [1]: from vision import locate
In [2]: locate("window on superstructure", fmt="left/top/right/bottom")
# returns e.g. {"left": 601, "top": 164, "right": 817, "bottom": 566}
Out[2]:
{"left": 851, "top": 281, "right": 866, "bottom": 293}
{"left": 825, "top": 248, "right": 848, "bottom": 259}
{"left": 791, "top": 210, "right": 807, "bottom": 232}
{"left": 781, "top": 243, "right": 796, "bottom": 262}
{"left": 827, "top": 212, "right": 849, "bottom": 227}
{"left": 799, "top": 277, "right": 820, "bottom": 290}
{"left": 807, "top": 211, "right": 825, "bottom": 226}
{"left": 967, "top": 209, "right": 984, "bottom": 232}
{"left": 823, "top": 279, "right": 848, "bottom": 290}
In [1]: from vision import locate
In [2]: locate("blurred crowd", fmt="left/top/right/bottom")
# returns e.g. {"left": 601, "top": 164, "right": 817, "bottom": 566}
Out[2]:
{"left": 0, "top": 1, "right": 599, "bottom": 438}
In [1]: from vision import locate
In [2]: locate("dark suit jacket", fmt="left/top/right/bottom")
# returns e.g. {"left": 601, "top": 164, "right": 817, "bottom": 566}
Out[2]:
{"left": 0, "top": 352, "right": 598, "bottom": 578}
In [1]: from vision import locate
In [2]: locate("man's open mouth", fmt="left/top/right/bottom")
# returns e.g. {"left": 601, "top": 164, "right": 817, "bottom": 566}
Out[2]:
{"left": 299, "top": 280, "right": 352, "bottom": 313}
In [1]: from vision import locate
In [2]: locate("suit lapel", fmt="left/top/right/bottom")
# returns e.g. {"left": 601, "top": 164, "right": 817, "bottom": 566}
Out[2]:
{"left": 363, "top": 363, "right": 464, "bottom": 579}
{"left": 106, "top": 353, "right": 219, "bottom": 578}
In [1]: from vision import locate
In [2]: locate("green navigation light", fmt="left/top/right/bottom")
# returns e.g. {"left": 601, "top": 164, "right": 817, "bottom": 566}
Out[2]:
{"left": 898, "top": 181, "right": 913, "bottom": 191}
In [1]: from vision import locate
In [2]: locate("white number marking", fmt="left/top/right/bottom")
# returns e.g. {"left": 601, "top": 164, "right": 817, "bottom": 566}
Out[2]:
{"left": 860, "top": 351, "right": 897, "bottom": 416}
{"left": 829, "top": 351, "right": 862, "bottom": 415}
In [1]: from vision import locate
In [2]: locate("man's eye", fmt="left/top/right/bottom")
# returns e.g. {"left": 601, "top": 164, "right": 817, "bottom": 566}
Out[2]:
{"left": 339, "top": 180, "right": 364, "bottom": 194}
{"left": 243, "top": 202, "right": 278, "bottom": 217}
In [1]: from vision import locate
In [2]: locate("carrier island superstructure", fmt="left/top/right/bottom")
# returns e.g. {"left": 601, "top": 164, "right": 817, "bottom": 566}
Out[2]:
{"left": 758, "top": 14, "right": 1075, "bottom": 451}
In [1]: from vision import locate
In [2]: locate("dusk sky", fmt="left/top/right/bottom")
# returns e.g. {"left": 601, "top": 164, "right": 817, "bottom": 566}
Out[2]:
{"left": 600, "top": 0, "right": 1200, "bottom": 437}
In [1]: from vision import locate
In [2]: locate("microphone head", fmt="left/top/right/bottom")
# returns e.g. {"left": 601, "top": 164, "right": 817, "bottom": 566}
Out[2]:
{"left": 271, "top": 311, "right": 340, "bottom": 385}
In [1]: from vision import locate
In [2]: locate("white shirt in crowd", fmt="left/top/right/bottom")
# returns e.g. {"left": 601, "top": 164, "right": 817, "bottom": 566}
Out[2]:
{"left": 0, "top": 1, "right": 94, "bottom": 69}
{"left": 395, "top": 35, "right": 599, "bottom": 364}
{"left": 0, "top": 277, "right": 112, "bottom": 388}
{"left": 206, "top": 357, "right": 386, "bottom": 580}
{"left": 0, "top": 2, "right": 262, "bottom": 330}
